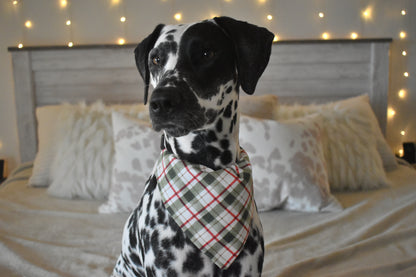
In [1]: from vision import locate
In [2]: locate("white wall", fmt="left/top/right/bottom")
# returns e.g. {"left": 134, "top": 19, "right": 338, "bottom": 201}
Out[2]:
{"left": 0, "top": 0, "right": 415, "bottom": 175}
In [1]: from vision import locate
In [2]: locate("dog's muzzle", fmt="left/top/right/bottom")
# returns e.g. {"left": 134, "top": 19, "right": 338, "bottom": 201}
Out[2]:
{"left": 149, "top": 85, "right": 206, "bottom": 137}
{"left": 150, "top": 87, "right": 181, "bottom": 117}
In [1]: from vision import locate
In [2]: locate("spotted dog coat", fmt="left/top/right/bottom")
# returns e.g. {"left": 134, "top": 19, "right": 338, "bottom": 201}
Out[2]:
{"left": 112, "top": 17, "right": 274, "bottom": 277}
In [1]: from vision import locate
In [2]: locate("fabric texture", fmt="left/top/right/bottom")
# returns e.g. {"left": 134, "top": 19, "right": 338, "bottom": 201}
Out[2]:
{"left": 46, "top": 102, "right": 149, "bottom": 199}
{"left": 28, "top": 105, "right": 62, "bottom": 187}
{"left": 99, "top": 112, "right": 160, "bottom": 213}
{"left": 239, "top": 94, "right": 278, "bottom": 119}
{"left": 240, "top": 115, "right": 342, "bottom": 212}
{"left": 47, "top": 102, "right": 114, "bottom": 199}
{"left": 155, "top": 149, "right": 255, "bottom": 269}
{"left": 29, "top": 102, "right": 149, "bottom": 189}
{"left": 274, "top": 95, "right": 393, "bottom": 191}
{"left": 2, "top": 160, "right": 416, "bottom": 277}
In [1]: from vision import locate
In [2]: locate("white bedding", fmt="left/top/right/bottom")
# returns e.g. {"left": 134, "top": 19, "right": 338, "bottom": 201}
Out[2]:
{"left": 1, "top": 163, "right": 416, "bottom": 277}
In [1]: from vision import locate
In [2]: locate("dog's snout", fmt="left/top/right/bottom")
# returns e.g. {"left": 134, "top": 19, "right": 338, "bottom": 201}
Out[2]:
{"left": 150, "top": 88, "right": 180, "bottom": 115}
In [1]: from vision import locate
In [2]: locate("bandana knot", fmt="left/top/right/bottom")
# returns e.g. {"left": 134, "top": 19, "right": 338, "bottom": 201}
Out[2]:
{"left": 155, "top": 149, "right": 255, "bottom": 269}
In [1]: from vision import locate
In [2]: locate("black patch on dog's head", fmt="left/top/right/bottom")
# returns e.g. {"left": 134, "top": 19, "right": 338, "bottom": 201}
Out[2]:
{"left": 174, "top": 21, "right": 237, "bottom": 100}
{"left": 213, "top": 16, "right": 275, "bottom": 94}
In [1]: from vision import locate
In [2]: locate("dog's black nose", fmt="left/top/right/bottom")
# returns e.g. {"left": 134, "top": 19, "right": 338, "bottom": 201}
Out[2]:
{"left": 150, "top": 87, "right": 180, "bottom": 115}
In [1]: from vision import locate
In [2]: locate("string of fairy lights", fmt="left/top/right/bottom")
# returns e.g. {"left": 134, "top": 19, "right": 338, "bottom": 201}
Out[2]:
{"left": 10, "top": 0, "right": 411, "bottom": 156}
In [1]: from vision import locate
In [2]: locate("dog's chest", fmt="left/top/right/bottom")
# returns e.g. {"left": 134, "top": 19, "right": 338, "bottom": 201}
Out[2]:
{"left": 121, "top": 168, "right": 264, "bottom": 277}
{"left": 133, "top": 175, "right": 216, "bottom": 276}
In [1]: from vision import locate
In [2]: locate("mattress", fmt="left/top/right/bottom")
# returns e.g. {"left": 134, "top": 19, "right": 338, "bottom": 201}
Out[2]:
{"left": 1, "top": 163, "right": 416, "bottom": 277}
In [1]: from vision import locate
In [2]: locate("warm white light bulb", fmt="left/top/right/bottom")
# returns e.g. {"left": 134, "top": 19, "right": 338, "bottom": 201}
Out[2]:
{"left": 18, "top": 43, "right": 23, "bottom": 48}
{"left": 400, "top": 31, "right": 407, "bottom": 39}
{"left": 400, "top": 130, "right": 406, "bottom": 136}
{"left": 25, "top": 20, "right": 32, "bottom": 28}
{"left": 60, "top": 0, "right": 67, "bottom": 8}
{"left": 362, "top": 7, "right": 372, "bottom": 20}
{"left": 68, "top": 41, "right": 73, "bottom": 47}
{"left": 321, "top": 32, "right": 330, "bottom": 40}
{"left": 404, "top": 72, "right": 409, "bottom": 77}
{"left": 120, "top": 16, "right": 126, "bottom": 22}
{"left": 66, "top": 20, "right": 71, "bottom": 26}
{"left": 350, "top": 32, "right": 358, "bottom": 39}
{"left": 402, "top": 50, "right": 407, "bottom": 56}
{"left": 398, "top": 148, "right": 404, "bottom": 157}
{"left": 273, "top": 34, "right": 279, "bottom": 42}
{"left": 388, "top": 108, "right": 396, "bottom": 118}
{"left": 174, "top": 13, "right": 182, "bottom": 21}
{"left": 401, "top": 10, "right": 406, "bottom": 16}
{"left": 398, "top": 89, "right": 406, "bottom": 98}
{"left": 318, "top": 12, "right": 324, "bottom": 18}
{"left": 267, "top": 14, "right": 273, "bottom": 20}
{"left": 13, "top": 0, "right": 18, "bottom": 5}
{"left": 118, "top": 38, "right": 125, "bottom": 45}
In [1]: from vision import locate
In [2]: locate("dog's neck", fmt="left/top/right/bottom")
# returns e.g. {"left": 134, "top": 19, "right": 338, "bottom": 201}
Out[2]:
{"left": 163, "top": 89, "right": 240, "bottom": 170}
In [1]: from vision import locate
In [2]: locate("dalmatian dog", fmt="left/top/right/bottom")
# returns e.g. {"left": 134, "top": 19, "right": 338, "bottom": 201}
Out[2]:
{"left": 112, "top": 16, "right": 274, "bottom": 277}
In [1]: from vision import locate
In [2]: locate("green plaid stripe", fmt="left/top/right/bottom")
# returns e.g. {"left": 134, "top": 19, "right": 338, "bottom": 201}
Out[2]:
{"left": 156, "top": 149, "right": 255, "bottom": 269}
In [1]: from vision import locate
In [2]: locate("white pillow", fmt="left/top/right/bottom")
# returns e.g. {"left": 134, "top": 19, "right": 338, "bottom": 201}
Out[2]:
{"left": 47, "top": 102, "right": 115, "bottom": 199}
{"left": 28, "top": 105, "right": 62, "bottom": 187}
{"left": 29, "top": 102, "right": 149, "bottom": 189}
{"left": 239, "top": 115, "right": 342, "bottom": 212}
{"left": 239, "top": 94, "right": 278, "bottom": 119}
{"left": 99, "top": 112, "right": 160, "bottom": 213}
{"left": 275, "top": 95, "right": 392, "bottom": 191}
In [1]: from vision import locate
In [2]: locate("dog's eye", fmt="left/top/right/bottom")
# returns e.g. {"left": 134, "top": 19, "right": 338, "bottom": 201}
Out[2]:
{"left": 152, "top": 56, "right": 161, "bottom": 65}
{"left": 202, "top": 50, "right": 215, "bottom": 60}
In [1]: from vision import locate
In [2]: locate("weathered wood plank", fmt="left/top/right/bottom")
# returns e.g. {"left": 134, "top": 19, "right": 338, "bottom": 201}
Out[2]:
{"left": 31, "top": 47, "right": 136, "bottom": 71}
{"left": 10, "top": 51, "right": 37, "bottom": 162}
{"left": 369, "top": 42, "right": 390, "bottom": 135}
{"left": 34, "top": 68, "right": 139, "bottom": 86}
{"left": 256, "top": 78, "right": 369, "bottom": 96}
{"left": 270, "top": 43, "right": 371, "bottom": 64}
{"left": 35, "top": 83, "right": 144, "bottom": 106}
{"left": 261, "top": 63, "right": 369, "bottom": 81}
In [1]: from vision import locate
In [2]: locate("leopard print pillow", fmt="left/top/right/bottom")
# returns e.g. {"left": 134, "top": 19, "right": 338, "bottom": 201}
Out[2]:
{"left": 99, "top": 112, "right": 160, "bottom": 213}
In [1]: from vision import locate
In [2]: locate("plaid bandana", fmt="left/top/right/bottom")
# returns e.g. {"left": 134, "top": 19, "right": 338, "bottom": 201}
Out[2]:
{"left": 155, "top": 149, "right": 255, "bottom": 269}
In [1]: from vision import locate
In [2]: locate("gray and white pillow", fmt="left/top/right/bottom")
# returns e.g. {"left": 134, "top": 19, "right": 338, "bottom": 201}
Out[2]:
{"left": 99, "top": 112, "right": 160, "bottom": 213}
{"left": 240, "top": 115, "right": 342, "bottom": 212}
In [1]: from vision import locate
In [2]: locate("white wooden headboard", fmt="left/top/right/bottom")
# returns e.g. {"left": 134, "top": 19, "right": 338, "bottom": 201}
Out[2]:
{"left": 8, "top": 38, "right": 392, "bottom": 163}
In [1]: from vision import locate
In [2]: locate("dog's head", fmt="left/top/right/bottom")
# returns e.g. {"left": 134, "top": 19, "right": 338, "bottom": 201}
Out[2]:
{"left": 135, "top": 17, "right": 274, "bottom": 137}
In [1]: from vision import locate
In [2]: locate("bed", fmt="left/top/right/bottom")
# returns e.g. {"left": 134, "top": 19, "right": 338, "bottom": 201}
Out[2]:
{"left": 3, "top": 38, "right": 416, "bottom": 277}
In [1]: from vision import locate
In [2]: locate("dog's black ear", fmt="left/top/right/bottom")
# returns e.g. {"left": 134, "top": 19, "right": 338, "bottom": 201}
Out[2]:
{"left": 213, "top": 17, "right": 274, "bottom": 95}
{"left": 134, "top": 24, "right": 165, "bottom": 105}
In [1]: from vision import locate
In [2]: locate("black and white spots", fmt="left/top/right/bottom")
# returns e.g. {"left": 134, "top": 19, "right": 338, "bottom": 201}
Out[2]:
{"left": 114, "top": 16, "right": 274, "bottom": 277}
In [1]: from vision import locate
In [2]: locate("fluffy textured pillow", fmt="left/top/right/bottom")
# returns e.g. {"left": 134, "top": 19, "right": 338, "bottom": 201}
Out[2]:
{"left": 239, "top": 115, "right": 342, "bottom": 212}
{"left": 240, "top": 94, "right": 278, "bottom": 119}
{"left": 99, "top": 112, "right": 160, "bottom": 213}
{"left": 29, "top": 102, "right": 148, "bottom": 190}
{"left": 47, "top": 102, "right": 150, "bottom": 199}
{"left": 47, "top": 102, "right": 114, "bottom": 199}
{"left": 28, "top": 105, "right": 62, "bottom": 187}
{"left": 274, "top": 95, "right": 393, "bottom": 191}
